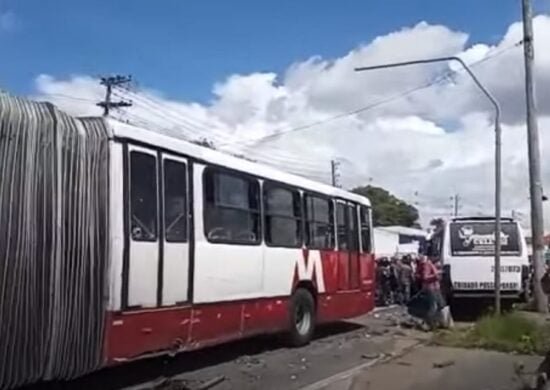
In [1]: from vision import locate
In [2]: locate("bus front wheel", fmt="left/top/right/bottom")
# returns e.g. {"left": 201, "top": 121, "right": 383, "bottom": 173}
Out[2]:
{"left": 287, "top": 288, "right": 316, "bottom": 347}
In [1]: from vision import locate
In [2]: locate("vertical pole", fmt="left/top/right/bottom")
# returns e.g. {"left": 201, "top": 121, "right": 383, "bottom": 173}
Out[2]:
{"left": 331, "top": 160, "right": 336, "bottom": 187}
{"left": 453, "top": 195, "right": 459, "bottom": 217}
{"left": 495, "top": 120, "right": 502, "bottom": 315}
{"left": 98, "top": 75, "right": 133, "bottom": 117}
{"left": 103, "top": 83, "right": 112, "bottom": 117}
{"left": 522, "top": 0, "right": 548, "bottom": 313}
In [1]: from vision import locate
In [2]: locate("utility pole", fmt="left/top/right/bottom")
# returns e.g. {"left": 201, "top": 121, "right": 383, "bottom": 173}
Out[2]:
{"left": 451, "top": 194, "right": 460, "bottom": 217}
{"left": 522, "top": 0, "right": 548, "bottom": 312}
{"left": 97, "top": 75, "right": 133, "bottom": 116}
{"left": 331, "top": 159, "right": 341, "bottom": 188}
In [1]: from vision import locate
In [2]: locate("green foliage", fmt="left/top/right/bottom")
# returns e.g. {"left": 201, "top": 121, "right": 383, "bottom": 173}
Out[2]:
{"left": 191, "top": 138, "right": 216, "bottom": 149}
{"left": 351, "top": 185, "right": 419, "bottom": 227}
{"left": 430, "top": 218, "right": 445, "bottom": 229}
{"left": 434, "top": 312, "right": 550, "bottom": 355}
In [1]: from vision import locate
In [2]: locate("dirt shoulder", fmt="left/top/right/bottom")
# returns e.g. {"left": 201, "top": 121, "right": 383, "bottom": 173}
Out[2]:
{"left": 318, "top": 345, "right": 542, "bottom": 390}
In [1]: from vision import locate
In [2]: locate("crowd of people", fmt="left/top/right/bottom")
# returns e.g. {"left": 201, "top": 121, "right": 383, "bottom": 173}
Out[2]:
{"left": 375, "top": 254, "right": 448, "bottom": 330}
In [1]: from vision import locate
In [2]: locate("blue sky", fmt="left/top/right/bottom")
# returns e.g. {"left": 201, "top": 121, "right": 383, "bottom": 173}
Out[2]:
{"left": 0, "top": 0, "right": 544, "bottom": 103}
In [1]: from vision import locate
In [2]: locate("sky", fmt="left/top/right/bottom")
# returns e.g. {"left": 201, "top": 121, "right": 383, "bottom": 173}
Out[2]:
{"left": 2, "top": 0, "right": 550, "bottom": 229}
{"left": 0, "top": 0, "right": 535, "bottom": 101}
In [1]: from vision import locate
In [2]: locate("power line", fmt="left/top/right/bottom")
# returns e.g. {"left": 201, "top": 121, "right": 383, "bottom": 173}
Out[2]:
{"left": 45, "top": 93, "right": 97, "bottom": 103}
{"left": 117, "top": 107, "right": 330, "bottom": 168}
{"left": 112, "top": 109, "right": 334, "bottom": 179}
{"left": 112, "top": 90, "right": 336, "bottom": 168}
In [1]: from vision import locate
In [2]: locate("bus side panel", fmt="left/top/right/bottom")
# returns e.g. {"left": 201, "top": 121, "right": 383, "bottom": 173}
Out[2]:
{"left": 104, "top": 297, "right": 290, "bottom": 363}
{"left": 319, "top": 250, "right": 340, "bottom": 293}
{"left": 317, "top": 291, "right": 373, "bottom": 323}
{"left": 105, "top": 308, "right": 192, "bottom": 362}
{"left": 359, "top": 252, "right": 376, "bottom": 292}
{"left": 192, "top": 164, "right": 264, "bottom": 304}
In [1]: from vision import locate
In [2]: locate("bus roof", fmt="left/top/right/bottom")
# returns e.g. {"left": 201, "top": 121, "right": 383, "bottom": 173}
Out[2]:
{"left": 107, "top": 119, "right": 371, "bottom": 207}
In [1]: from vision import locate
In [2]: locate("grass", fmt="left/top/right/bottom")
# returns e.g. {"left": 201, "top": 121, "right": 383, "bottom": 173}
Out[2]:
{"left": 434, "top": 312, "right": 550, "bottom": 355}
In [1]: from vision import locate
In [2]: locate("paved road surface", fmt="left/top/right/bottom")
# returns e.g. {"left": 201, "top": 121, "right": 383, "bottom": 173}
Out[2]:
{"left": 123, "top": 306, "right": 427, "bottom": 390}
{"left": 323, "top": 346, "right": 542, "bottom": 390}
{"left": 22, "top": 306, "right": 423, "bottom": 390}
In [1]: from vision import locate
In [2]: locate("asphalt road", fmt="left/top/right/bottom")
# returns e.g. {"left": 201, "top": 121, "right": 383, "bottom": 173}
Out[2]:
{"left": 125, "top": 306, "right": 425, "bottom": 390}
{"left": 344, "top": 346, "right": 543, "bottom": 390}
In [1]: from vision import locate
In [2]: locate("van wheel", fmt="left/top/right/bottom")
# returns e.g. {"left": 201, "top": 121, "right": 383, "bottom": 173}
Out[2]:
{"left": 287, "top": 288, "right": 316, "bottom": 347}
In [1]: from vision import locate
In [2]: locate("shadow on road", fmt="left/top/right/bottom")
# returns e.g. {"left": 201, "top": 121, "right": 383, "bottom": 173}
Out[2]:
{"left": 21, "top": 322, "right": 364, "bottom": 390}
{"left": 450, "top": 299, "right": 495, "bottom": 322}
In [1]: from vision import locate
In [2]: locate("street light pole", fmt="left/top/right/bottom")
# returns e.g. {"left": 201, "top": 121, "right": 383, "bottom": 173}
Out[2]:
{"left": 521, "top": 0, "right": 548, "bottom": 313}
{"left": 356, "top": 56, "right": 503, "bottom": 313}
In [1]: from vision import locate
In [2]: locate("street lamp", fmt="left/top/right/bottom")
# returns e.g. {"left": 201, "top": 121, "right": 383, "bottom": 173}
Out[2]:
{"left": 355, "top": 56, "right": 504, "bottom": 313}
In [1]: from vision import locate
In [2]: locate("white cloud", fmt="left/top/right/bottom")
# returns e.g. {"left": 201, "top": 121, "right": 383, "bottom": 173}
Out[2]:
{"left": 31, "top": 16, "right": 550, "bottom": 230}
{"left": 0, "top": 10, "right": 16, "bottom": 32}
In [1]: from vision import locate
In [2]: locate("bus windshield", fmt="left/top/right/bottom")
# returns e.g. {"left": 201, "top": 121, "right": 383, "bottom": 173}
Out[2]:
{"left": 449, "top": 221, "right": 521, "bottom": 256}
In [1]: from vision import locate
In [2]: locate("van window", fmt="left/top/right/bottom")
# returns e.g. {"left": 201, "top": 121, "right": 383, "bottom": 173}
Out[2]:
{"left": 449, "top": 221, "right": 521, "bottom": 256}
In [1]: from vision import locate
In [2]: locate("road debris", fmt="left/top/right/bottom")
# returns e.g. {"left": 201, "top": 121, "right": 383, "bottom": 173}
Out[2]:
{"left": 433, "top": 360, "right": 455, "bottom": 369}
{"left": 151, "top": 378, "right": 192, "bottom": 390}
{"left": 196, "top": 376, "right": 226, "bottom": 390}
{"left": 361, "top": 353, "right": 380, "bottom": 360}
{"left": 150, "top": 375, "right": 226, "bottom": 390}
{"left": 397, "top": 361, "right": 412, "bottom": 366}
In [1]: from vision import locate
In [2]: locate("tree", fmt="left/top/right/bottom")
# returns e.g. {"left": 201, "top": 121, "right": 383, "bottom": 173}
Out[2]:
{"left": 191, "top": 137, "right": 216, "bottom": 149}
{"left": 352, "top": 185, "right": 419, "bottom": 227}
{"left": 429, "top": 217, "right": 445, "bottom": 229}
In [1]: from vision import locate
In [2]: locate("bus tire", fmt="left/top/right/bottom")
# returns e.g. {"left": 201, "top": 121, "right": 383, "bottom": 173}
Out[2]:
{"left": 287, "top": 288, "right": 316, "bottom": 347}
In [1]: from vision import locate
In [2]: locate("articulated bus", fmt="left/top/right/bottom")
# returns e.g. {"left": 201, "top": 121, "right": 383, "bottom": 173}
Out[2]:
{"left": 428, "top": 217, "right": 530, "bottom": 305}
{"left": 0, "top": 94, "right": 375, "bottom": 388}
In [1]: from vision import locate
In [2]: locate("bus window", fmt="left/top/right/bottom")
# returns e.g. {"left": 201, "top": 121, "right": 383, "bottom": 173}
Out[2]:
{"left": 203, "top": 168, "right": 260, "bottom": 244}
{"left": 337, "top": 203, "right": 348, "bottom": 250}
{"left": 359, "top": 206, "right": 372, "bottom": 253}
{"left": 163, "top": 159, "right": 187, "bottom": 242}
{"left": 304, "top": 195, "right": 334, "bottom": 250}
{"left": 349, "top": 205, "right": 360, "bottom": 251}
{"left": 130, "top": 151, "right": 158, "bottom": 241}
{"left": 264, "top": 183, "right": 302, "bottom": 248}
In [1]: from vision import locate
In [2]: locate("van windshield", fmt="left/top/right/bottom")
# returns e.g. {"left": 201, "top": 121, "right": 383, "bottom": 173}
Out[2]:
{"left": 449, "top": 221, "right": 521, "bottom": 256}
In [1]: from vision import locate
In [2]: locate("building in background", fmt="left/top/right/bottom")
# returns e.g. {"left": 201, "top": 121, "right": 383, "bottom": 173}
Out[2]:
{"left": 373, "top": 226, "right": 428, "bottom": 258}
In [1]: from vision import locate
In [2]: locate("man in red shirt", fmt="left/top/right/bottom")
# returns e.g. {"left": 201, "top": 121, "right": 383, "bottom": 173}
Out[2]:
{"left": 417, "top": 255, "right": 445, "bottom": 329}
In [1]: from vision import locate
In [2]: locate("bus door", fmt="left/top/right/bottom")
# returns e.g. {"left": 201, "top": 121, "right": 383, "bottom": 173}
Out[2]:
{"left": 336, "top": 201, "right": 361, "bottom": 291}
{"left": 125, "top": 145, "right": 160, "bottom": 308}
{"left": 125, "top": 146, "right": 190, "bottom": 309}
{"left": 160, "top": 154, "right": 190, "bottom": 306}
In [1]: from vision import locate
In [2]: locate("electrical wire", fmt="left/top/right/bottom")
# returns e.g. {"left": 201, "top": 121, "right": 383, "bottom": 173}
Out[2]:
{"left": 245, "top": 40, "right": 524, "bottom": 145}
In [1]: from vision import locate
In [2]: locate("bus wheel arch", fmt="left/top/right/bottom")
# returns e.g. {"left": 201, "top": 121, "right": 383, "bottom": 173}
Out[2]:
{"left": 287, "top": 285, "right": 317, "bottom": 347}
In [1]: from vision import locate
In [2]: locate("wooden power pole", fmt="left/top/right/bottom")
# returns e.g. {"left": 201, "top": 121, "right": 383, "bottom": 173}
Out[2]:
{"left": 97, "top": 75, "right": 133, "bottom": 116}
{"left": 331, "top": 159, "right": 341, "bottom": 188}
{"left": 522, "top": 0, "right": 548, "bottom": 312}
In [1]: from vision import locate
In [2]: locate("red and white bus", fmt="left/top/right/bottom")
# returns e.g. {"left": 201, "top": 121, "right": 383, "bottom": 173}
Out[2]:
{"left": 0, "top": 95, "right": 374, "bottom": 388}
{"left": 106, "top": 120, "right": 376, "bottom": 362}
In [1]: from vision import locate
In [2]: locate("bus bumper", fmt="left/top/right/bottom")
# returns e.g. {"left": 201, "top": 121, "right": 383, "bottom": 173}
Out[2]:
{"left": 451, "top": 290, "right": 522, "bottom": 299}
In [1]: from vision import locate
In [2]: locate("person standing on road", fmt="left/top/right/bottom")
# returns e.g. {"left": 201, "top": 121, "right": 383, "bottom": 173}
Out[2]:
{"left": 398, "top": 256, "right": 414, "bottom": 304}
{"left": 418, "top": 255, "right": 445, "bottom": 329}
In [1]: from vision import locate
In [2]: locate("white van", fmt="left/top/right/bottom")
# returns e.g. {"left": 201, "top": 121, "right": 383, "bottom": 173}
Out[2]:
{"left": 428, "top": 217, "right": 530, "bottom": 304}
